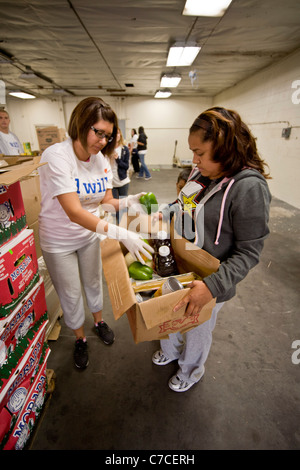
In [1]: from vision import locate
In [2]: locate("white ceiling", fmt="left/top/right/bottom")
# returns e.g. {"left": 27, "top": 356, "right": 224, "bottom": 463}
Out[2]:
{"left": 1, "top": 0, "right": 300, "bottom": 100}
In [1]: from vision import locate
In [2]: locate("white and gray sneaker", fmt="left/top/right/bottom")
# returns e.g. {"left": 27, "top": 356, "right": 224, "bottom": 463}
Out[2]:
{"left": 168, "top": 367, "right": 205, "bottom": 392}
{"left": 152, "top": 349, "right": 174, "bottom": 366}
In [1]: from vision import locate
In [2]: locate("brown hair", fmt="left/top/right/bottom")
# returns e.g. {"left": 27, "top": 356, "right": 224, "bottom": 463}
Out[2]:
{"left": 68, "top": 97, "right": 118, "bottom": 156}
{"left": 117, "top": 128, "right": 125, "bottom": 147}
{"left": 190, "top": 107, "right": 271, "bottom": 179}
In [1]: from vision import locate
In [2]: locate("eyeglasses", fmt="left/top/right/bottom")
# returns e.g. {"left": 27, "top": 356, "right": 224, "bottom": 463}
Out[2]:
{"left": 90, "top": 126, "right": 113, "bottom": 143}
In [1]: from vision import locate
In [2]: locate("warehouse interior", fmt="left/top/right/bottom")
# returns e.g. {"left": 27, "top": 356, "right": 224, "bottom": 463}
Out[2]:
{"left": 0, "top": 0, "right": 299, "bottom": 452}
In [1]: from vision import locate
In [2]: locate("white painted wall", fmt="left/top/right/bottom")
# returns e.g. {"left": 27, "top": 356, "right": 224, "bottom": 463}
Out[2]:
{"left": 123, "top": 96, "right": 213, "bottom": 166}
{"left": 214, "top": 48, "right": 300, "bottom": 209}
{"left": 6, "top": 93, "right": 212, "bottom": 167}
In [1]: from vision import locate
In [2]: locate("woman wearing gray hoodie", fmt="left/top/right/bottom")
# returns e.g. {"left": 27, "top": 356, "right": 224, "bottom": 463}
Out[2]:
{"left": 152, "top": 107, "right": 271, "bottom": 392}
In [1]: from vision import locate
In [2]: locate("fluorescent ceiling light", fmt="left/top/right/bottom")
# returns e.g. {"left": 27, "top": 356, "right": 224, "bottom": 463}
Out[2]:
{"left": 167, "top": 44, "right": 201, "bottom": 67}
{"left": 183, "top": 0, "right": 233, "bottom": 17}
{"left": 154, "top": 90, "right": 172, "bottom": 99}
{"left": 9, "top": 91, "right": 36, "bottom": 99}
{"left": 160, "top": 74, "right": 181, "bottom": 88}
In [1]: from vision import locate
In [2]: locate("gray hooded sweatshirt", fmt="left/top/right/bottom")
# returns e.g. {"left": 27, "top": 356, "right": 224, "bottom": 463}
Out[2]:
{"left": 164, "top": 167, "right": 271, "bottom": 303}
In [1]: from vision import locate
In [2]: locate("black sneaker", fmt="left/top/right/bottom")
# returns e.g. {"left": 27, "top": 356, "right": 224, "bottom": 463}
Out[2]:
{"left": 95, "top": 321, "right": 115, "bottom": 345}
{"left": 74, "top": 338, "right": 89, "bottom": 369}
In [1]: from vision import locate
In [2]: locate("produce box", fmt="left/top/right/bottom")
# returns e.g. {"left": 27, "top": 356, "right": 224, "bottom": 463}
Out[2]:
{"left": 101, "top": 213, "right": 219, "bottom": 343}
{"left": 0, "top": 229, "right": 39, "bottom": 318}
{"left": 36, "top": 126, "right": 67, "bottom": 153}
{"left": 0, "top": 341, "right": 50, "bottom": 450}
{"left": 0, "top": 277, "right": 47, "bottom": 366}
{"left": 0, "top": 181, "right": 27, "bottom": 246}
{"left": 0, "top": 317, "right": 48, "bottom": 442}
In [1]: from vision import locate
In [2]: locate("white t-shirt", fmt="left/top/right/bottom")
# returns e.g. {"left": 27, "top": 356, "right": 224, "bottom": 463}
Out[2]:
{"left": 130, "top": 134, "right": 138, "bottom": 149}
{"left": 0, "top": 131, "right": 23, "bottom": 155}
{"left": 38, "top": 138, "right": 113, "bottom": 252}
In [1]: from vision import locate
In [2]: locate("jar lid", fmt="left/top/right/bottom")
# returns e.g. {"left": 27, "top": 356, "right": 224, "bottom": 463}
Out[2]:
{"left": 157, "top": 230, "right": 168, "bottom": 240}
{"left": 158, "top": 245, "right": 170, "bottom": 256}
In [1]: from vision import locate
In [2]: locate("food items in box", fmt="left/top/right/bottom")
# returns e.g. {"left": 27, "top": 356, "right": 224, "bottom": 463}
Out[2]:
{"left": 128, "top": 261, "right": 153, "bottom": 280}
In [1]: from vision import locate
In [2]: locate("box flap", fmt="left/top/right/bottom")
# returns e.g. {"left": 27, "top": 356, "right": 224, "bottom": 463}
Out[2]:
{"left": 0, "top": 157, "right": 46, "bottom": 186}
{"left": 138, "top": 289, "right": 188, "bottom": 329}
{"left": 101, "top": 238, "right": 136, "bottom": 319}
{"left": 139, "top": 289, "right": 216, "bottom": 331}
{"left": 170, "top": 221, "right": 220, "bottom": 278}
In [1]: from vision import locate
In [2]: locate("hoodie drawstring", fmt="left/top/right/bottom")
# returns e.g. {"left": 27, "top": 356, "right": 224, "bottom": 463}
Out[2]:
{"left": 214, "top": 179, "right": 235, "bottom": 245}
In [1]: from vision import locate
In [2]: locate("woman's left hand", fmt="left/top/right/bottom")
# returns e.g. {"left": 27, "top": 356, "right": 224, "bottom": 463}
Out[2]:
{"left": 173, "top": 280, "right": 213, "bottom": 317}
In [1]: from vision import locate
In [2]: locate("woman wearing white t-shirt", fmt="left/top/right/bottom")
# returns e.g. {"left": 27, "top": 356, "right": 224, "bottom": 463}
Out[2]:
{"left": 38, "top": 97, "right": 153, "bottom": 369}
{"left": 128, "top": 128, "right": 139, "bottom": 174}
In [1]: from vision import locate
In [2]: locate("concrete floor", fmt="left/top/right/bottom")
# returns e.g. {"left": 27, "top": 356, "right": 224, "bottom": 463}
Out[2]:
{"left": 29, "top": 168, "right": 300, "bottom": 451}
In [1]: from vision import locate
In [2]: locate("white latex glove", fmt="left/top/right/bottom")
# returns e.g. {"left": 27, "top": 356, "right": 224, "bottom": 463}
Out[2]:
{"left": 119, "top": 192, "right": 146, "bottom": 212}
{"left": 96, "top": 221, "right": 153, "bottom": 264}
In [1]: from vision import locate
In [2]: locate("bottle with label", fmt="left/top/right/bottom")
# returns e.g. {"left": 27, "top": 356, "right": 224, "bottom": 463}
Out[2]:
{"left": 154, "top": 230, "right": 178, "bottom": 277}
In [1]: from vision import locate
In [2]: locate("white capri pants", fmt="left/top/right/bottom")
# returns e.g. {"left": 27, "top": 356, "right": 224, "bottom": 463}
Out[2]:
{"left": 42, "top": 238, "right": 103, "bottom": 331}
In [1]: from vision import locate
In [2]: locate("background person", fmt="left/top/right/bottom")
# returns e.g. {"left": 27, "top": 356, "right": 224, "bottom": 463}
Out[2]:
{"left": 110, "top": 128, "right": 130, "bottom": 222}
{"left": 176, "top": 168, "right": 191, "bottom": 196}
{"left": 137, "top": 126, "right": 151, "bottom": 180}
{"left": 128, "top": 128, "right": 139, "bottom": 175}
{"left": 38, "top": 97, "right": 153, "bottom": 370}
{"left": 152, "top": 107, "right": 271, "bottom": 392}
{"left": 0, "top": 109, "right": 23, "bottom": 155}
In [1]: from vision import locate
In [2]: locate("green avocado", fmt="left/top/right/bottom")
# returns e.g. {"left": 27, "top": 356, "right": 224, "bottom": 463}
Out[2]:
{"left": 128, "top": 261, "right": 153, "bottom": 280}
{"left": 139, "top": 192, "right": 158, "bottom": 215}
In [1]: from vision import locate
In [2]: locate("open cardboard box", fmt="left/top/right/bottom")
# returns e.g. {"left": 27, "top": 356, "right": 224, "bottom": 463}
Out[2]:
{"left": 0, "top": 156, "right": 45, "bottom": 186}
{"left": 101, "top": 212, "right": 220, "bottom": 343}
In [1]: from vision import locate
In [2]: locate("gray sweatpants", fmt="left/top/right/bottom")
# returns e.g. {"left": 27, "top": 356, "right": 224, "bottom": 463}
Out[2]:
{"left": 42, "top": 238, "right": 103, "bottom": 331}
{"left": 160, "top": 302, "right": 224, "bottom": 384}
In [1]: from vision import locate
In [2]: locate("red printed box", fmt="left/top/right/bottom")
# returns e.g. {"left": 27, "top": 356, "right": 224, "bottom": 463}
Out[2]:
{"left": 0, "top": 182, "right": 27, "bottom": 246}
{"left": 0, "top": 229, "right": 39, "bottom": 318}
{"left": 0, "top": 278, "right": 47, "bottom": 366}
{"left": 2, "top": 345, "right": 50, "bottom": 450}
{"left": 0, "top": 318, "right": 48, "bottom": 417}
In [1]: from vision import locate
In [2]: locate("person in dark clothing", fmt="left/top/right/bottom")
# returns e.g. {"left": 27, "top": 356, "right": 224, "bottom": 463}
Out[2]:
{"left": 129, "top": 128, "right": 139, "bottom": 174}
{"left": 137, "top": 126, "right": 151, "bottom": 180}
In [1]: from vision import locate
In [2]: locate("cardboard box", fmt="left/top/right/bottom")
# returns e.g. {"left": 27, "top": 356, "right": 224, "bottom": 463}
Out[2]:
{"left": 0, "top": 181, "right": 27, "bottom": 246}
{"left": 0, "top": 156, "right": 45, "bottom": 186}
{"left": 0, "top": 319, "right": 48, "bottom": 446}
{"left": 101, "top": 214, "right": 220, "bottom": 343}
{"left": 2, "top": 345, "right": 50, "bottom": 450}
{"left": 20, "top": 175, "right": 41, "bottom": 227}
{"left": 0, "top": 277, "right": 48, "bottom": 366}
{"left": 0, "top": 318, "right": 48, "bottom": 413}
{"left": 36, "top": 126, "right": 66, "bottom": 152}
{"left": 0, "top": 229, "right": 39, "bottom": 318}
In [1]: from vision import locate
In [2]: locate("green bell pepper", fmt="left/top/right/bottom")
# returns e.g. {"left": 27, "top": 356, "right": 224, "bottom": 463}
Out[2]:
{"left": 128, "top": 261, "right": 153, "bottom": 280}
{"left": 139, "top": 192, "right": 158, "bottom": 215}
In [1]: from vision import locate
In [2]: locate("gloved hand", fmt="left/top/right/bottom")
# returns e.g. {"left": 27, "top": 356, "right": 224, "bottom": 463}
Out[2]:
{"left": 96, "top": 220, "right": 153, "bottom": 264}
{"left": 119, "top": 192, "right": 146, "bottom": 212}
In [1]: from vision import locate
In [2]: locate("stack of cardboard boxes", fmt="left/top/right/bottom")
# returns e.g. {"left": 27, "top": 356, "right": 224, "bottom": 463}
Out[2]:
{"left": 0, "top": 165, "right": 50, "bottom": 450}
